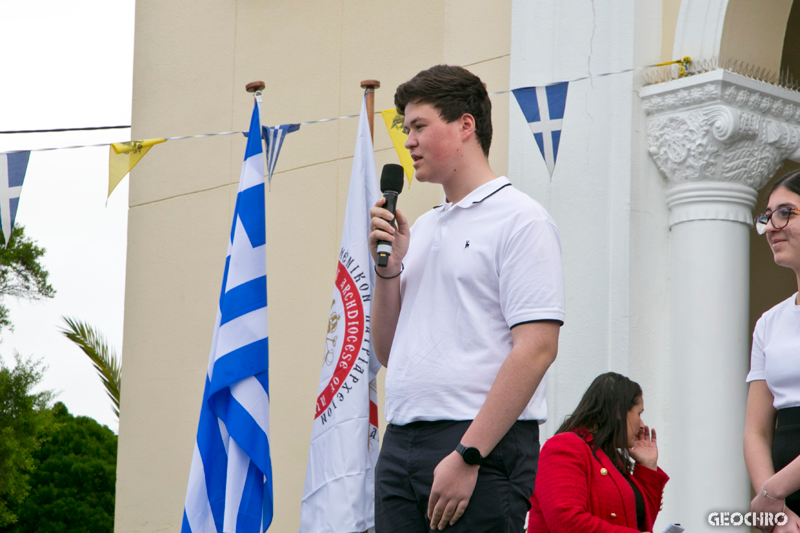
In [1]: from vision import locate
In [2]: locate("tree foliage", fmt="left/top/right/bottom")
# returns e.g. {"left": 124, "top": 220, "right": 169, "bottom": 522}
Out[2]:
{"left": 59, "top": 318, "right": 121, "bottom": 418}
{"left": 0, "top": 225, "right": 55, "bottom": 332}
{"left": 0, "top": 355, "right": 53, "bottom": 527}
{"left": 1, "top": 403, "right": 117, "bottom": 533}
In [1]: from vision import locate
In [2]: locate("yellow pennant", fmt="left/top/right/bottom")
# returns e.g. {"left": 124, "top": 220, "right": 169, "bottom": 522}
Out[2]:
{"left": 380, "top": 109, "right": 414, "bottom": 185}
{"left": 108, "top": 138, "right": 167, "bottom": 200}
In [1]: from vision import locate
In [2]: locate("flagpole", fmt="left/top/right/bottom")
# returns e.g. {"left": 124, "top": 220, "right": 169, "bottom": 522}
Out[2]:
{"left": 246, "top": 81, "right": 268, "bottom": 178}
{"left": 360, "top": 77, "right": 380, "bottom": 533}
{"left": 246, "top": 80, "right": 266, "bottom": 93}
{"left": 360, "top": 79, "right": 380, "bottom": 141}
{"left": 360, "top": 76, "right": 380, "bottom": 533}
{"left": 246, "top": 80, "right": 266, "bottom": 108}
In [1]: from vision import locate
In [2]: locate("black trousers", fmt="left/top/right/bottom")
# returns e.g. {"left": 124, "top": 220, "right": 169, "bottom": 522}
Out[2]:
{"left": 375, "top": 420, "right": 539, "bottom": 533}
{"left": 773, "top": 406, "right": 800, "bottom": 514}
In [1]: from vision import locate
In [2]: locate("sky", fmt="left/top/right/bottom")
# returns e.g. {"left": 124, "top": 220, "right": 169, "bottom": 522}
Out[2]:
{"left": 0, "top": 0, "right": 136, "bottom": 432}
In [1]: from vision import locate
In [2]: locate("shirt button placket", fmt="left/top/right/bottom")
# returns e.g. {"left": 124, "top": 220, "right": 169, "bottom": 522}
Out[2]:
{"left": 433, "top": 213, "right": 447, "bottom": 248}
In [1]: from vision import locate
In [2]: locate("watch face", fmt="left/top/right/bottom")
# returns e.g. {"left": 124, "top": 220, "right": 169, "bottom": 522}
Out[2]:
{"left": 463, "top": 447, "right": 482, "bottom": 465}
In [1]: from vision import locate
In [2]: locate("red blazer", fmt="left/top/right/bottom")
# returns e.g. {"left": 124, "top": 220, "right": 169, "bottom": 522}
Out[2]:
{"left": 528, "top": 431, "right": 669, "bottom": 532}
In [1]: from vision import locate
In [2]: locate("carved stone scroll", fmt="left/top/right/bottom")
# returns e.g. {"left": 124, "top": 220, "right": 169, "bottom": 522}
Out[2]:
{"left": 641, "top": 70, "right": 800, "bottom": 191}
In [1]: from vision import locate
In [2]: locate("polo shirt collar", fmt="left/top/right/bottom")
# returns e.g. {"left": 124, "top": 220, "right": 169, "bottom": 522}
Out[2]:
{"left": 437, "top": 176, "right": 512, "bottom": 210}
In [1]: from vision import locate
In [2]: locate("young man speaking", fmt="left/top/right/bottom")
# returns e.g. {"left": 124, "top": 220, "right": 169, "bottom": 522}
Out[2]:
{"left": 368, "top": 65, "right": 565, "bottom": 532}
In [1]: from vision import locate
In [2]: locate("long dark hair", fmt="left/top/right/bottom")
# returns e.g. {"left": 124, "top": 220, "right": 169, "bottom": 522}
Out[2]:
{"left": 770, "top": 168, "right": 800, "bottom": 197}
{"left": 557, "top": 372, "right": 642, "bottom": 474}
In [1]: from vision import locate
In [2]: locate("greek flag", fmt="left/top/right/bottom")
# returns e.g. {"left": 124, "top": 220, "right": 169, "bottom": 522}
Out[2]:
{"left": 0, "top": 151, "right": 31, "bottom": 245}
{"left": 512, "top": 82, "right": 569, "bottom": 177}
{"left": 263, "top": 123, "right": 299, "bottom": 188}
{"left": 182, "top": 100, "right": 273, "bottom": 533}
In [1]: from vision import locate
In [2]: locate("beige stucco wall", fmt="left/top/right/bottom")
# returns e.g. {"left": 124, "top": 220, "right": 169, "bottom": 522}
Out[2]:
{"left": 661, "top": 0, "right": 682, "bottom": 61}
{"left": 115, "top": 1, "right": 511, "bottom": 532}
{"left": 662, "top": 0, "right": 793, "bottom": 70}
{"left": 720, "top": 0, "right": 793, "bottom": 73}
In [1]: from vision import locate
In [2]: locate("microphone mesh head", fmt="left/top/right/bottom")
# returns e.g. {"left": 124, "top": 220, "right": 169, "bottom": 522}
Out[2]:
{"left": 380, "top": 164, "right": 405, "bottom": 194}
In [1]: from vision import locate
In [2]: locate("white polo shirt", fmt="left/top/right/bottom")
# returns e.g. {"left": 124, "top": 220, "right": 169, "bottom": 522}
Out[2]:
{"left": 384, "top": 176, "right": 565, "bottom": 425}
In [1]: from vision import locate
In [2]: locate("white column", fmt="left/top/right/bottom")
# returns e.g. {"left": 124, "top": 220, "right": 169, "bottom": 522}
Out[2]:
{"left": 642, "top": 70, "right": 800, "bottom": 530}
{"left": 667, "top": 182, "right": 755, "bottom": 526}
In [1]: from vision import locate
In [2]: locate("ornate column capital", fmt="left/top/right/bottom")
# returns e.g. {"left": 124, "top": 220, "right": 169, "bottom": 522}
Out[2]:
{"left": 640, "top": 69, "right": 800, "bottom": 191}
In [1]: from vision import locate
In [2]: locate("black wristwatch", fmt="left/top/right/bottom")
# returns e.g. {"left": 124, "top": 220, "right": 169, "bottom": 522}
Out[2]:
{"left": 456, "top": 443, "right": 484, "bottom": 466}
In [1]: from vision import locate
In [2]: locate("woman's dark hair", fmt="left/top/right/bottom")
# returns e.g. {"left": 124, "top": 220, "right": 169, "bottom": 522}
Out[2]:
{"left": 557, "top": 372, "right": 642, "bottom": 474}
{"left": 770, "top": 169, "right": 800, "bottom": 197}
{"left": 394, "top": 65, "right": 493, "bottom": 157}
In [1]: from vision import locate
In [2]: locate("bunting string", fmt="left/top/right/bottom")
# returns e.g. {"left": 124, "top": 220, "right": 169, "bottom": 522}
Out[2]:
{"left": 0, "top": 57, "right": 690, "bottom": 157}
{"left": 487, "top": 57, "right": 691, "bottom": 96}
{"left": 0, "top": 115, "right": 364, "bottom": 155}
{"left": 0, "top": 125, "right": 131, "bottom": 135}
{"left": 0, "top": 131, "right": 243, "bottom": 155}
{"left": 0, "top": 56, "right": 692, "bottom": 241}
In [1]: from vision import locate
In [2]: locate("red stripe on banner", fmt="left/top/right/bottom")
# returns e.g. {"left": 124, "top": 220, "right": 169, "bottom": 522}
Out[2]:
{"left": 369, "top": 400, "right": 378, "bottom": 428}
{"left": 315, "top": 261, "right": 366, "bottom": 418}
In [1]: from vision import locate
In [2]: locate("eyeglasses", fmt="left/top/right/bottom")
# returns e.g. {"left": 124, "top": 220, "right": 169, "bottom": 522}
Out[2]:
{"left": 754, "top": 207, "right": 800, "bottom": 235}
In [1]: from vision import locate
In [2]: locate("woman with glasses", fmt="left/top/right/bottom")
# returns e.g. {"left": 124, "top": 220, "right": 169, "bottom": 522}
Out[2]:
{"left": 746, "top": 169, "right": 800, "bottom": 531}
{"left": 527, "top": 373, "right": 668, "bottom": 532}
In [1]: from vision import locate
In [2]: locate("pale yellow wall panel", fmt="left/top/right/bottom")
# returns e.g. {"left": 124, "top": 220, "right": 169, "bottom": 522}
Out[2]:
{"left": 720, "top": 0, "right": 793, "bottom": 73}
{"left": 661, "top": 0, "right": 681, "bottom": 62}
{"left": 238, "top": 1, "right": 345, "bottom": 173}
{"left": 443, "top": 0, "right": 512, "bottom": 66}
{"left": 336, "top": 114, "right": 362, "bottom": 164}
{"left": 116, "top": 186, "right": 234, "bottom": 532}
{"left": 337, "top": 0, "right": 447, "bottom": 160}
{"left": 130, "top": 0, "right": 238, "bottom": 206}
{"left": 129, "top": 135, "right": 237, "bottom": 208}
{"left": 264, "top": 122, "right": 344, "bottom": 181}
{"left": 263, "top": 161, "right": 342, "bottom": 531}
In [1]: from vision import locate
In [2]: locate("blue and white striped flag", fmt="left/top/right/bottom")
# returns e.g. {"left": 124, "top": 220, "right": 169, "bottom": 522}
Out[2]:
{"left": 182, "top": 100, "right": 273, "bottom": 533}
{"left": 513, "top": 82, "right": 569, "bottom": 177}
{"left": 262, "top": 124, "right": 299, "bottom": 188}
{"left": 0, "top": 152, "right": 30, "bottom": 245}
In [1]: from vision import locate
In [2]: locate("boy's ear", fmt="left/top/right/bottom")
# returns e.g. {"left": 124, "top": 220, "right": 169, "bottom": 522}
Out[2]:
{"left": 460, "top": 113, "right": 476, "bottom": 141}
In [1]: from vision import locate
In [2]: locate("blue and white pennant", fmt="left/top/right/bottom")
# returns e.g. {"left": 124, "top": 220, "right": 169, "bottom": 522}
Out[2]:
{"left": 182, "top": 101, "right": 273, "bottom": 533}
{"left": 263, "top": 124, "right": 299, "bottom": 189}
{"left": 513, "top": 82, "right": 569, "bottom": 177}
{"left": 0, "top": 152, "right": 31, "bottom": 245}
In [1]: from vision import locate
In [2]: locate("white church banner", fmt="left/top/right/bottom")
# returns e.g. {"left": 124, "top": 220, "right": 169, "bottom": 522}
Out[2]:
{"left": 299, "top": 93, "right": 381, "bottom": 533}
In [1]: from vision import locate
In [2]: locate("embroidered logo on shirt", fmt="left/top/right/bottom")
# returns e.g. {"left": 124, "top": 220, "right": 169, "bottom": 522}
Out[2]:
{"left": 465, "top": 240, "right": 470, "bottom": 249}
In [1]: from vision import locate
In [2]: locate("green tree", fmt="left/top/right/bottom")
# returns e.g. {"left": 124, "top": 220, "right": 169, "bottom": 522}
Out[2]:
{"left": 0, "top": 225, "right": 55, "bottom": 332}
{"left": 1, "top": 403, "right": 117, "bottom": 533}
{"left": 60, "top": 318, "right": 121, "bottom": 418}
{"left": 0, "top": 355, "right": 53, "bottom": 527}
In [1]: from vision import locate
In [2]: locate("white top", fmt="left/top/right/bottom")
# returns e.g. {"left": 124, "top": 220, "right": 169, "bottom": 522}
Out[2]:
{"left": 747, "top": 292, "right": 800, "bottom": 409}
{"left": 384, "top": 177, "right": 565, "bottom": 425}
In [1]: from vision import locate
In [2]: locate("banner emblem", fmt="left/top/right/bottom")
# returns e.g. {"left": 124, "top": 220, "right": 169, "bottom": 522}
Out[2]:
{"left": 315, "top": 256, "right": 369, "bottom": 423}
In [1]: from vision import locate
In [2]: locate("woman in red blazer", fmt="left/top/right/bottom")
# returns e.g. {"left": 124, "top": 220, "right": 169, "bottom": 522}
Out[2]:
{"left": 528, "top": 373, "right": 669, "bottom": 532}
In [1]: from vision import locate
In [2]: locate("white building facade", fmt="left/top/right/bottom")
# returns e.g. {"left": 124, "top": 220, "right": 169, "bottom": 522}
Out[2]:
{"left": 510, "top": 1, "right": 800, "bottom": 529}
{"left": 116, "top": 1, "right": 800, "bottom": 531}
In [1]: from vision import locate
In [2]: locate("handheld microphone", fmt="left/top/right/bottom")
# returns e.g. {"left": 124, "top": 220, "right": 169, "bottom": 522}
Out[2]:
{"left": 376, "top": 164, "right": 405, "bottom": 268}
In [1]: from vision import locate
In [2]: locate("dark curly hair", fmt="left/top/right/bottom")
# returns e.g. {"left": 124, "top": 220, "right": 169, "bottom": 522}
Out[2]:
{"left": 557, "top": 372, "right": 643, "bottom": 474}
{"left": 394, "top": 65, "right": 492, "bottom": 157}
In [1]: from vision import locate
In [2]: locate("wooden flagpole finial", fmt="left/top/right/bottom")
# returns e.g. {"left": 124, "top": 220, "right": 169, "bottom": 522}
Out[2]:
{"left": 360, "top": 80, "right": 381, "bottom": 141}
{"left": 246, "top": 81, "right": 266, "bottom": 93}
